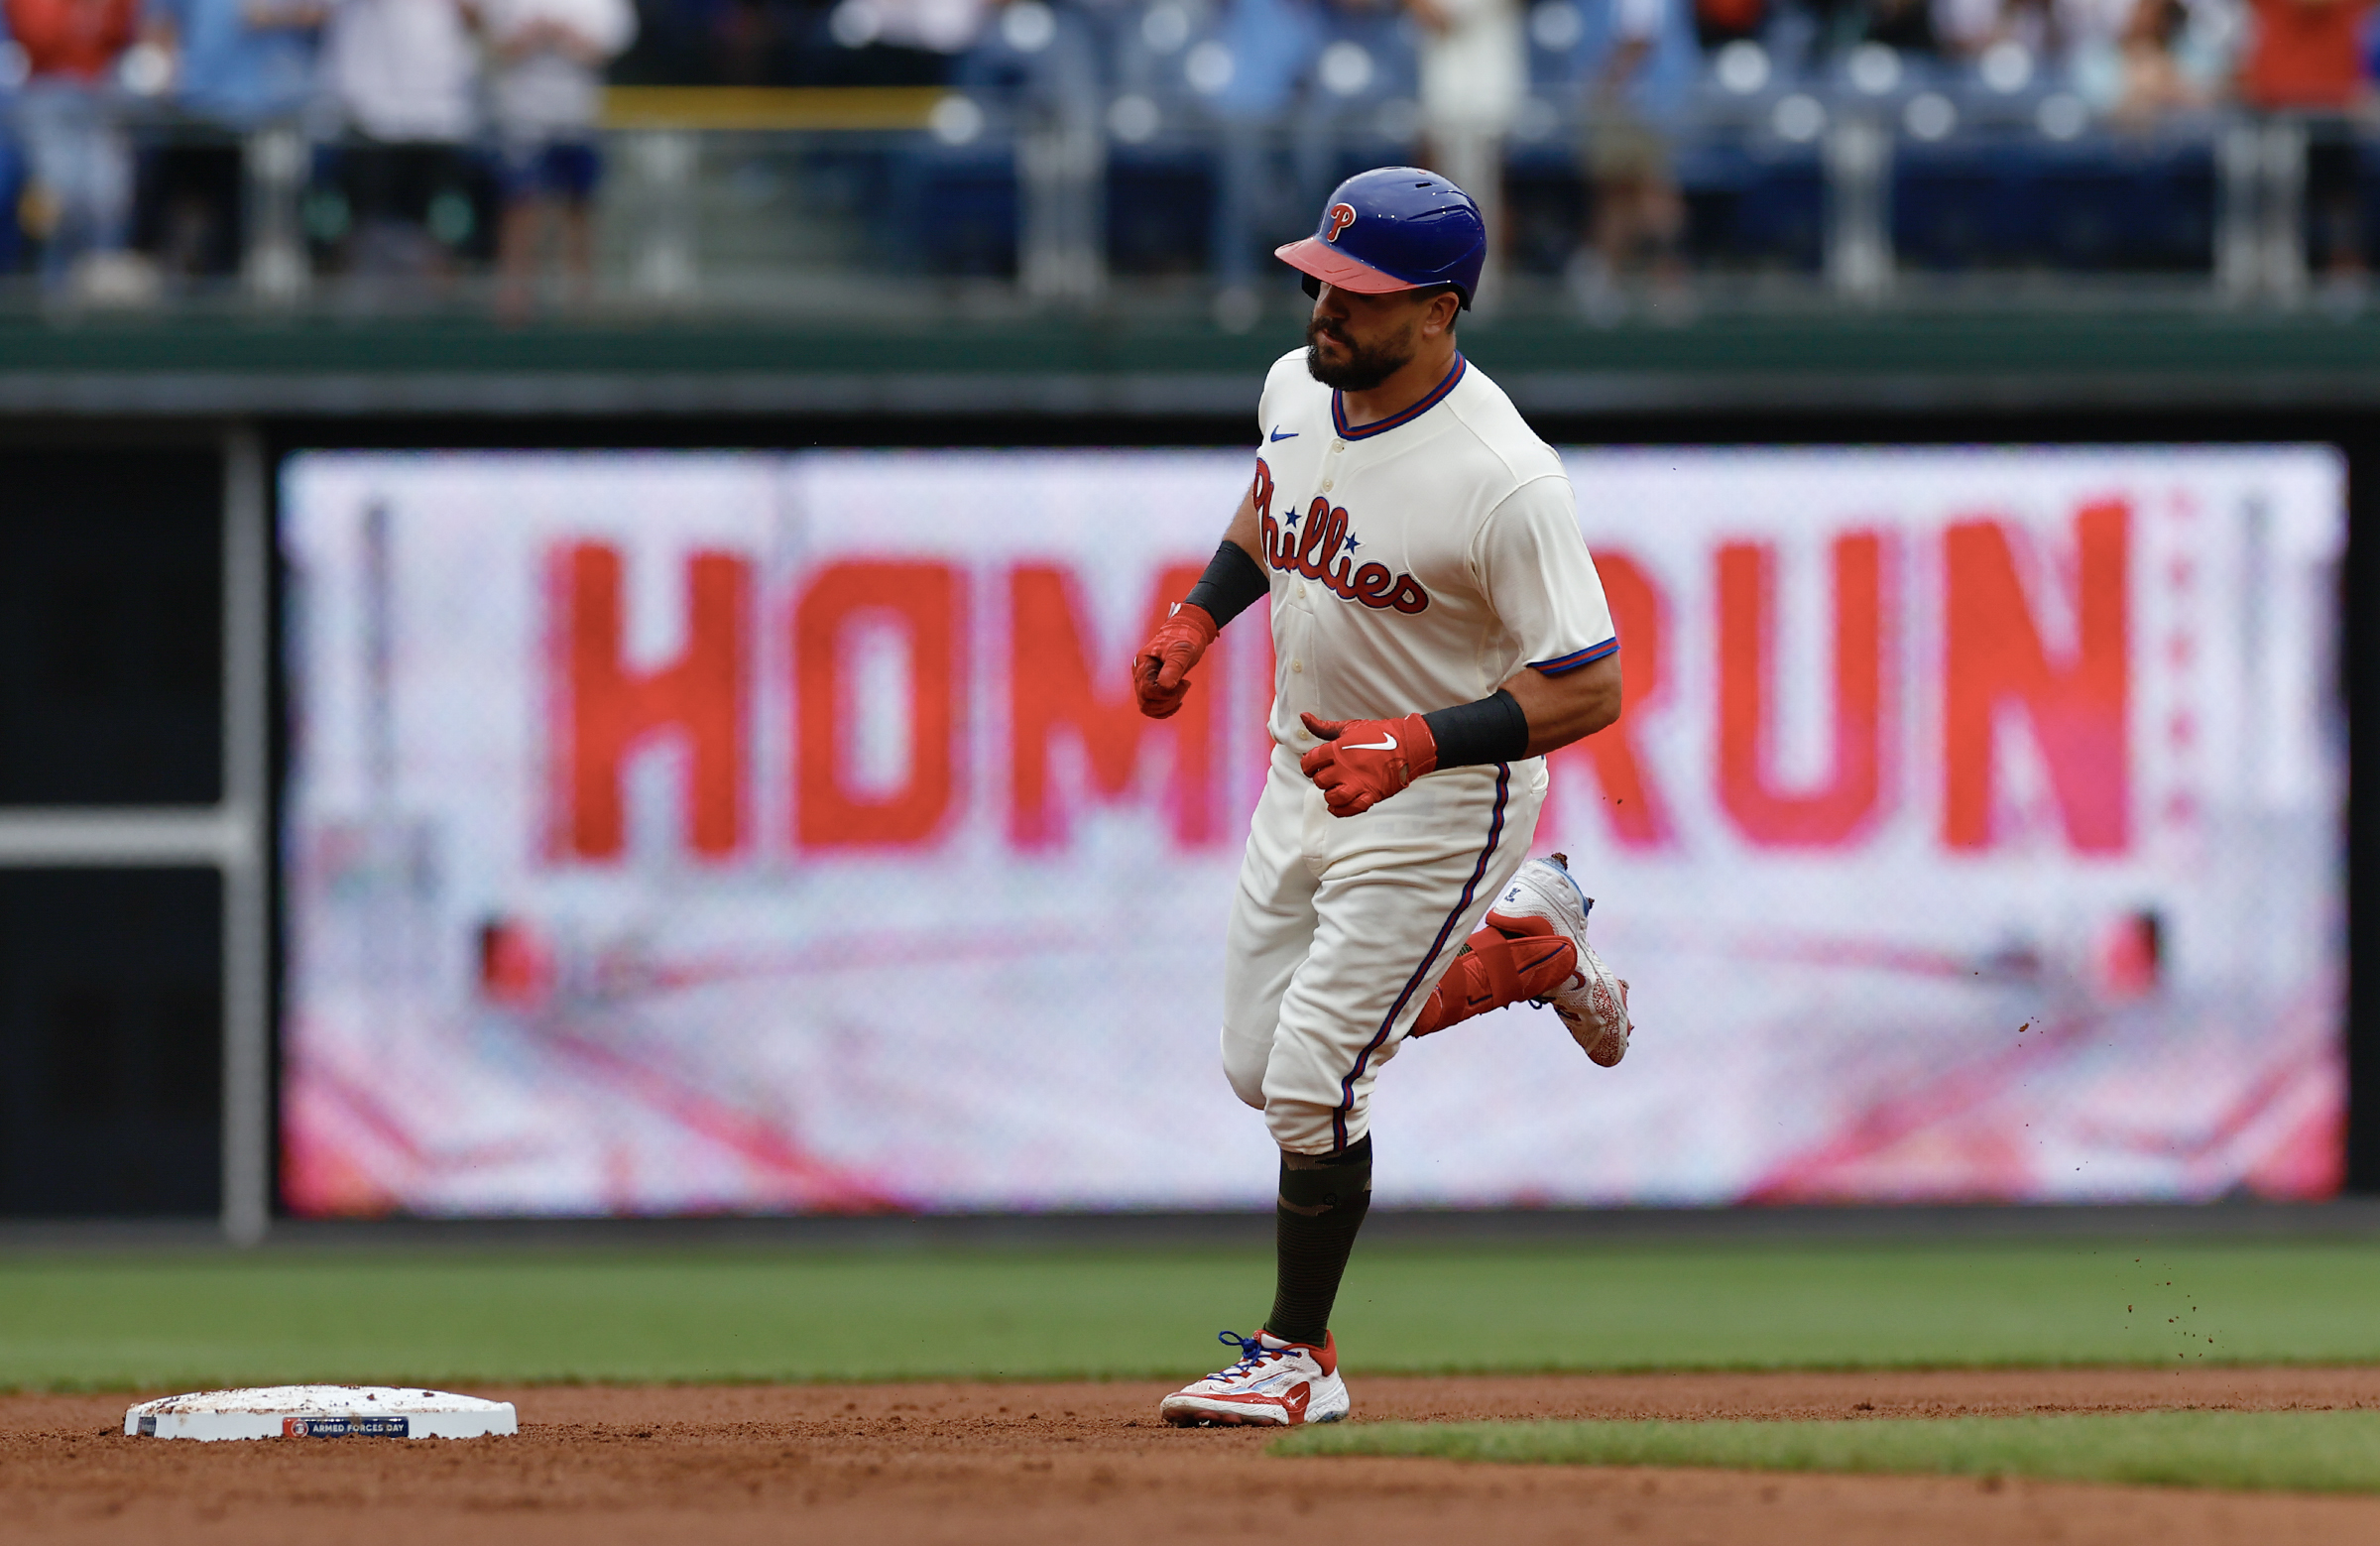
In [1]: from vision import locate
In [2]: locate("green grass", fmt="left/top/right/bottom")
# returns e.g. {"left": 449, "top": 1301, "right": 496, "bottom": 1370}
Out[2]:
{"left": 1275, "top": 1411, "right": 2380, "bottom": 1493}
{"left": 4, "top": 1237, "right": 2379, "bottom": 1392}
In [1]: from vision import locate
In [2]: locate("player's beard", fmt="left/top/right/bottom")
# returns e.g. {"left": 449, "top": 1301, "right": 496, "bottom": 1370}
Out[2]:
{"left": 1304, "top": 314, "right": 1414, "bottom": 392}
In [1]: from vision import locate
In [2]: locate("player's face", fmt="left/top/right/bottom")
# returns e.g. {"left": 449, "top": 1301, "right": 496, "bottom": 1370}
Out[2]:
{"left": 1303, "top": 285, "right": 1445, "bottom": 392}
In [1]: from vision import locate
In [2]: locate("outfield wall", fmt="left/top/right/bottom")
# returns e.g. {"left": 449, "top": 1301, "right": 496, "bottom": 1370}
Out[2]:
{"left": 0, "top": 349, "right": 2375, "bottom": 1230}
{"left": 274, "top": 445, "right": 2344, "bottom": 1216}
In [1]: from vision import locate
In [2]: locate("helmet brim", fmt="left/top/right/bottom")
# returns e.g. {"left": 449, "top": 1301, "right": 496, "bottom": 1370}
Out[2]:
{"left": 1272, "top": 237, "right": 1420, "bottom": 295}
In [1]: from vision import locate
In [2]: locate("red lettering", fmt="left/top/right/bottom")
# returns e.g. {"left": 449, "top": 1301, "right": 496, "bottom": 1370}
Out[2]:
{"left": 1942, "top": 503, "right": 2130, "bottom": 852}
{"left": 795, "top": 561, "right": 963, "bottom": 849}
{"left": 1552, "top": 551, "right": 1671, "bottom": 848}
{"left": 1258, "top": 493, "right": 1429, "bottom": 612}
{"left": 1297, "top": 499, "right": 1336, "bottom": 576}
{"left": 552, "top": 543, "right": 749, "bottom": 861}
{"left": 1716, "top": 533, "right": 1890, "bottom": 847}
{"left": 1010, "top": 563, "right": 1215, "bottom": 847}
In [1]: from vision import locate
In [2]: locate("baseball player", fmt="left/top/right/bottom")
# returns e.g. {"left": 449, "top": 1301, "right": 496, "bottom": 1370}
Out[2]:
{"left": 1132, "top": 168, "right": 1632, "bottom": 1428}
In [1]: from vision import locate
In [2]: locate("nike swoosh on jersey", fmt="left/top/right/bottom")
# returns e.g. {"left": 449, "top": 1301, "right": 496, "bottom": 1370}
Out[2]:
{"left": 1269, "top": 427, "right": 1298, "bottom": 441}
{"left": 1345, "top": 734, "right": 1398, "bottom": 752}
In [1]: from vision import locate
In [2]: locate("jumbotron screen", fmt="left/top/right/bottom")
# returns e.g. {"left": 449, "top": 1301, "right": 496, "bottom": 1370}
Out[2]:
{"left": 279, "top": 446, "right": 2344, "bottom": 1216}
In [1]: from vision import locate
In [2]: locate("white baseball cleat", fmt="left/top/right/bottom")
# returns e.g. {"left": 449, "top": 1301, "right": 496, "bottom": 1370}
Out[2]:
{"left": 1158, "top": 1330, "right": 1351, "bottom": 1427}
{"left": 1488, "top": 853, "right": 1632, "bottom": 1067}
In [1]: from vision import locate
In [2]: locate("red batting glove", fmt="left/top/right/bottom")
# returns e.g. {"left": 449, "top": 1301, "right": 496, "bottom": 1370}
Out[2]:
{"left": 1298, "top": 710, "right": 1438, "bottom": 817}
{"left": 1132, "top": 602, "right": 1220, "bottom": 720}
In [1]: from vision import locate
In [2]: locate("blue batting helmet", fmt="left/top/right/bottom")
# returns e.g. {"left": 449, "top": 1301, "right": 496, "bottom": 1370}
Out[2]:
{"left": 1273, "top": 167, "right": 1487, "bottom": 309}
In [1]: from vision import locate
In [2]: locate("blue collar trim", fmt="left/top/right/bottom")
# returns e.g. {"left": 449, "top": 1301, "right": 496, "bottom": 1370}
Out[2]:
{"left": 1332, "top": 354, "right": 1466, "bottom": 441}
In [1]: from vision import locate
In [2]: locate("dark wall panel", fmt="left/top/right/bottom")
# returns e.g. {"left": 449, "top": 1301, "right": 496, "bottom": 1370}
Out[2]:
{"left": 0, "top": 869, "right": 221, "bottom": 1216}
{"left": 0, "top": 451, "right": 221, "bottom": 805}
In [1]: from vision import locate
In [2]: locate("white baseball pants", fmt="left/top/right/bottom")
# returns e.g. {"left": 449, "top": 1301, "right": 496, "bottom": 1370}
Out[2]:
{"left": 1221, "top": 743, "right": 1548, "bottom": 1154}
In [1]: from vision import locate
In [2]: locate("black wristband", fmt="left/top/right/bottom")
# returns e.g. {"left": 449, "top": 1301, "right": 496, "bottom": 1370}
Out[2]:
{"left": 1183, "top": 539, "right": 1269, "bottom": 629}
{"left": 1423, "top": 689, "right": 1529, "bottom": 769}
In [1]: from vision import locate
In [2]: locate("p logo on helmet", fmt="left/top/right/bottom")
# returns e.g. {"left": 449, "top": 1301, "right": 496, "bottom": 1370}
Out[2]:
{"left": 1323, "top": 203, "right": 1358, "bottom": 243}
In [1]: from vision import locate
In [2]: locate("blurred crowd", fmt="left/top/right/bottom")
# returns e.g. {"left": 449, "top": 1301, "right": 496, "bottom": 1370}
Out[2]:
{"left": 911, "top": 0, "right": 2380, "bottom": 298}
{"left": 3, "top": 0, "right": 2376, "bottom": 299}
{"left": 2, "top": 0, "right": 633, "bottom": 298}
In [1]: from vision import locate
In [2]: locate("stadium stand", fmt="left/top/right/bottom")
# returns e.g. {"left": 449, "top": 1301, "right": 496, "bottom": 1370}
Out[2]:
{"left": 0, "top": 0, "right": 2357, "bottom": 311}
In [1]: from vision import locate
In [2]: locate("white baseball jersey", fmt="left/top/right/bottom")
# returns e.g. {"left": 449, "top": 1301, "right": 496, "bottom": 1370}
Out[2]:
{"left": 1249, "top": 349, "right": 1617, "bottom": 754}
{"left": 1220, "top": 349, "right": 1616, "bottom": 1155}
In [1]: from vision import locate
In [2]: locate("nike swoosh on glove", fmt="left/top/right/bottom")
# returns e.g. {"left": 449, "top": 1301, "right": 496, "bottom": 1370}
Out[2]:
{"left": 1299, "top": 710, "right": 1438, "bottom": 817}
{"left": 1132, "top": 602, "right": 1220, "bottom": 720}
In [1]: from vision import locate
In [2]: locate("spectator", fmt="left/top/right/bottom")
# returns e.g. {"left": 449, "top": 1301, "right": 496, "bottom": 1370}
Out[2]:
{"left": 1570, "top": 0, "right": 1693, "bottom": 316}
{"left": 6, "top": 0, "right": 145, "bottom": 293}
{"left": 1196, "top": 0, "right": 1322, "bottom": 323}
{"left": 2057, "top": 0, "right": 2138, "bottom": 108}
{"left": 2238, "top": 0, "right": 2374, "bottom": 277}
{"left": 2097, "top": 0, "right": 2214, "bottom": 122}
{"left": 480, "top": 0, "right": 635, "bottom": 309}
{"left": 1693, "top": 0, "right": 1761, "bottom": 47}
{"left": 1409, "top": 0, "right": 1521, "bottom": 305}
{"left": 2167, "top": 0, "right": 2242, "bottom": 97}
{"left": 319, "top": 0, "right": 482, "bottom": 278}
{"left": 2241, "top": 0, "right": 2368, "bottom": 104}
{"left": 140, "top": 0, "right": 323, "bottom": 278}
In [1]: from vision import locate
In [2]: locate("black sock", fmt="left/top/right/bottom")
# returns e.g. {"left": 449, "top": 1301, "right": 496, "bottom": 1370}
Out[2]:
{"left": 1264, "top": 1135, "right": 1372, "bottom": 1348}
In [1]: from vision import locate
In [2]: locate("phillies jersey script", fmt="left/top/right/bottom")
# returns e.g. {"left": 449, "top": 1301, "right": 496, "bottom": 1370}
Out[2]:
{"left": 1251, "top": 349, "right": 1617, "bottom": 756}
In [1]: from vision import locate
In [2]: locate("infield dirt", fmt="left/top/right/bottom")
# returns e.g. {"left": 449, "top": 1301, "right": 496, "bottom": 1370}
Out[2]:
{"left": 11, "top": 1368, "right": 2380, "bottom": 1544}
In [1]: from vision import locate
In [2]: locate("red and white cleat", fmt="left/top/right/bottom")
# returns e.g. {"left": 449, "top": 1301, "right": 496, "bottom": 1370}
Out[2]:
{"left": 1489, "top": 854, "right": 1632, "bottom": 1066}
{"left": 1158, "top": 1331, "right": 1351, "bottom": 1427}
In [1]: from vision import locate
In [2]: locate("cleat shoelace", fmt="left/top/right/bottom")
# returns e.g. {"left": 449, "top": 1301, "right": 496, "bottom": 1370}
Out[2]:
{"left": 1206, "top": 1330, "right": 1286, "bottom": 1380}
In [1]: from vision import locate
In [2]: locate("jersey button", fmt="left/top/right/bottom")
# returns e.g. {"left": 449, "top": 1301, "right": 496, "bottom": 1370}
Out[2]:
{"left": 1290, "top": 659, "right": 1303, "bottom": 673}
{"left": 1331, "top": 439, "right": 1346, "bottom": 452}
{"left": 1320, "top": 479, "right": 1334, "bottom": 492}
